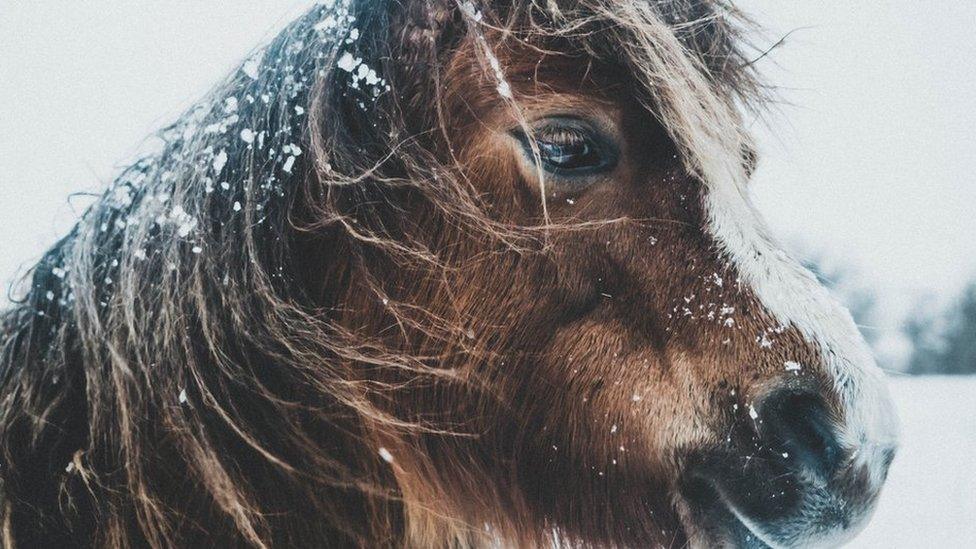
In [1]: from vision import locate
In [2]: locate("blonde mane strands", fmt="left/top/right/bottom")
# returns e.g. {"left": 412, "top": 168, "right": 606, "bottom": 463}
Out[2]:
{"left": 0, "top": 1, "right": 765, "bottom": 546}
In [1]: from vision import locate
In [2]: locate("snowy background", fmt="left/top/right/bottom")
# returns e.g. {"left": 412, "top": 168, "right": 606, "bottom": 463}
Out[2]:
{"left": 1, "top": 2, "right": 974, "bottom": 546}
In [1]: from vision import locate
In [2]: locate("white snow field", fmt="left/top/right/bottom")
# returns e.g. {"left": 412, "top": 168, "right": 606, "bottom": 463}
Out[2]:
{"left": 850, "top": 376, "right": 976, "bottom": 548}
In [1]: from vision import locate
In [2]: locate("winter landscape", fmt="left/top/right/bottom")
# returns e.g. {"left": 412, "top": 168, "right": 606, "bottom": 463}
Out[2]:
{"left": 2, "top": 2, "right": 974, "bottom": 547}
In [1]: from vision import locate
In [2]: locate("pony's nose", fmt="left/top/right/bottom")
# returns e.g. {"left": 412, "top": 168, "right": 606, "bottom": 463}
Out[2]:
{"left": 758, "top": 389, "right": 843, "bottom": 480}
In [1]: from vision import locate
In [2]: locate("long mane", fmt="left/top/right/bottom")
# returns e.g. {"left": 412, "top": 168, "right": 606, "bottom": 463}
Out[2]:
{"left": 0, "top": 1, "right": 764, "bottom": 546}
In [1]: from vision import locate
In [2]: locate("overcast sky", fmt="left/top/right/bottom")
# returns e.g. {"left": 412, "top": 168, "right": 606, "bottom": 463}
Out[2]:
{"left": 742, "top": 0, "right": 976, "bottom": 307}
{"left": 2, "top": 1, "right": 975, "bottom": 332}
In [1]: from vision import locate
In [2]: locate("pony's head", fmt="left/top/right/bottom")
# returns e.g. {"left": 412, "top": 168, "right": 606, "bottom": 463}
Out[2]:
{"left": 0, "top": 1, "right": 897, "bottom": 547}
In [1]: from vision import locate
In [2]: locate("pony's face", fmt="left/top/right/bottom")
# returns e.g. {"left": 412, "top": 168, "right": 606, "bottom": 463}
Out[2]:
{"left": 432, "top": 42, "right": 898, "bottom": 547}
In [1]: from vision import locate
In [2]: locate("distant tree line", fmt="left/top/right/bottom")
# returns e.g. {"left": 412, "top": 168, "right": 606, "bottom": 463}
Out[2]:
{"left": 904, "top": 283, "right": 976, "bottom": 375}
{"left": 803, "top": 252, "right": 976, "bottom": 376}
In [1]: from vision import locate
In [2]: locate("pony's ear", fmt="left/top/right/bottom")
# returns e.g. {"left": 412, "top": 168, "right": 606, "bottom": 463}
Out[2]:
{"left": 397, "top": 0, "right": 458, "bottom": 55}
{"left": 389, "top": 1, "right": 464, "bottom": 114}
{"left": 315, "top": 1, "right": 463, "bottom": 177}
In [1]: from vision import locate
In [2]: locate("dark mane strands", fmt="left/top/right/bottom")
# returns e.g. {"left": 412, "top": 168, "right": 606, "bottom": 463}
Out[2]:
{"left": 0, "top": 1, "right": 765, "bottom": 546}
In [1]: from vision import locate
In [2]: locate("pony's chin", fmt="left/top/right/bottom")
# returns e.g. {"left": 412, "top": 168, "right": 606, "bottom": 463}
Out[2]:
{"left": 678, "top": 471, "right": 876, "bottom": 549}
{"left": 678, "top": 476, "right": 775, "bottom": 549}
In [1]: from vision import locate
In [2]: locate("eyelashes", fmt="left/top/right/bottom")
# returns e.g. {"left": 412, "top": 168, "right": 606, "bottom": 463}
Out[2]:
{"left": 512, "top": 117, "right": 619, "bottom": 181}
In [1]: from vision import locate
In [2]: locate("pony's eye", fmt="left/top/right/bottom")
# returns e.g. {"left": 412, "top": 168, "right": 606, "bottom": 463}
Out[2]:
{"left": 536, "top": 129, "right": 600, "bottom": 170}
{"left": 512, "top": 118, "right": 618, "bottom": 179}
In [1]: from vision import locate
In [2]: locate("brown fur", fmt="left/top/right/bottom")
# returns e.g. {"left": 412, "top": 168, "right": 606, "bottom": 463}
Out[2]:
{"left": 0, "top": 1, "right": 834, "bottom": 547}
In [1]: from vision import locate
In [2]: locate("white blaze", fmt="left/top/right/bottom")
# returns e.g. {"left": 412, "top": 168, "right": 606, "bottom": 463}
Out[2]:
{"left": 703, "top": 169, "right": 898, "bottom": 482}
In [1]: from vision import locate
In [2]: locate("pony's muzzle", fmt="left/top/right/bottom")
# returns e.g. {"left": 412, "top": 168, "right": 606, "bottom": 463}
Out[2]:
{"left": 756, "top": 388, "right": 845, "bottom": 482}
{"left": 681, "top": 386, "right": 896, "bottom": 548}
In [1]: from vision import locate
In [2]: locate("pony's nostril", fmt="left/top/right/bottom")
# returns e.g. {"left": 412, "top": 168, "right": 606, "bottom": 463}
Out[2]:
{"left": 758, "top": 389, "right": 843, "bottom": 479}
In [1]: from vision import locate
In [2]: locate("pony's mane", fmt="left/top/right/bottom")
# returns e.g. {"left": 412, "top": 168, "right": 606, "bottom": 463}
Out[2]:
{"left": 0, "top": 1, "right": 766, "bottom": 545}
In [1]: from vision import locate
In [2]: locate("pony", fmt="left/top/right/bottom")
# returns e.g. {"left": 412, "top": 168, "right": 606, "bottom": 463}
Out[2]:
{"left": 0, "top": 1, "right": 898, "bottom": 547}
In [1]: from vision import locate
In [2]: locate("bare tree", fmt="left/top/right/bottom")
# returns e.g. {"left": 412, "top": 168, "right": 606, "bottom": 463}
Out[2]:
{"left": 906, "top": 283, "right": 976, "bottom": 375}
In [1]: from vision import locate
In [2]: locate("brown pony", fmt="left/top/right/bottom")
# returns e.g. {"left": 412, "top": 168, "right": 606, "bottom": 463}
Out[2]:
{"left": 0, "top": 1, "right": 898, "bottom": 547}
